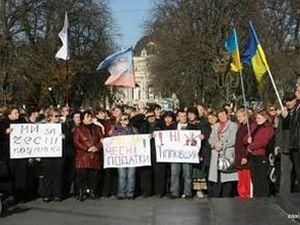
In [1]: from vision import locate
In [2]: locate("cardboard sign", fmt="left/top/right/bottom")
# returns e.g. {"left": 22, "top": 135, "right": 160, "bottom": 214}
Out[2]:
{"left": 154, "top": 130, "right": 201, "bottom": 163}
{"left": 103, "top": 134, "right": 151, "bottom": 168}
{"left": 10, "top": 123, "right": 62, "bottom": 159}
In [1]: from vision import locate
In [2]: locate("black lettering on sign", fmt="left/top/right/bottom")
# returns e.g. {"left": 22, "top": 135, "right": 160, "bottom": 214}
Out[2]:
{"left": 44, "top": 128, "right": 56, "bottom": 135}
{"left": 13, "top": 136, "right": 22, "bottom": 145}
{"left": 33, "top": 137, "right": 41, "bottom": 144}
{"left": 20, "top": 124, "right": 39, "bottom": 134}
{"left": 24, "top": 136, "right": 32, "bottom": 145}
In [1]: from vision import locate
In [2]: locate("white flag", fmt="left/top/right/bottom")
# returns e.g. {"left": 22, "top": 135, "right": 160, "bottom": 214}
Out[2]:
{"left": 55, "top": 12, "right": 70, "bottom": 60}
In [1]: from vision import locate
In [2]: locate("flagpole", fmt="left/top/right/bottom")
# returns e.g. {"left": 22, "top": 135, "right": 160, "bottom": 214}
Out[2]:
{"left": 239, "top": 70, "right": 251, "bottom": 136}
{"left": 234, "top": 28, "right": 251, "bottom": 137}
{"left": 66, "top": 59, "right": 69, "bottom": 107}
{"left": 267, "top": 69, "right": 284, "bottom": 111}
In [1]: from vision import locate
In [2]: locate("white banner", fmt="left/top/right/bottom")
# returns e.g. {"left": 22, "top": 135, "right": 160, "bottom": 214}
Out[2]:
{"left": 103, "top": 134, "right": 151, "bottom": 168}
{"left": 10, "top": 123, "right": 62, "bottom": 159}
{"left": 154, "top": 130, "right": 201, "bottom": 163}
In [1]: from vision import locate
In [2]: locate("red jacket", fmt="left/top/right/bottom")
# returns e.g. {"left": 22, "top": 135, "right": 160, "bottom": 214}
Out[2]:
{"left": 243, "top": 122, "right": 274, "bottom": 156}
{"left": 73, "top": 124, "right": 103, "bottom": 169}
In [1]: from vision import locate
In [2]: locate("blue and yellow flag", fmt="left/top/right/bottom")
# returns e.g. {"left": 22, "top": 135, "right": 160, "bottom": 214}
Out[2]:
{"left": 242, "top": 21, "right": 269, "bottom": 88}
{"left": 225, "top": 27, "right": 242, "bottom": 72}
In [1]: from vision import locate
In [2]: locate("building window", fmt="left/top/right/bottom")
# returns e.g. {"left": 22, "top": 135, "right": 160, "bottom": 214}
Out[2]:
{"left": 148, "top": 85, "right": 154, "bottom": 100}
{"left": 134, "top": 84, "right": 141, "bottom": 100}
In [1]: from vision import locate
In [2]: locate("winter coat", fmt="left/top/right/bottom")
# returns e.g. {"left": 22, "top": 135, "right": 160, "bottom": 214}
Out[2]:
{"left": 73, "top": 124, "right": 103, "bottom": 169}
{"left": 234, "top": 122, "right": 250, "bottom": 169}
{"left": 208, "top": 120, "right": 238, "bottom": 183}
{"left": 275, "top": 113, "right": 292, "bottom": 153}
{"left": 243, "top": 122, "right": 275, "bottom": 156}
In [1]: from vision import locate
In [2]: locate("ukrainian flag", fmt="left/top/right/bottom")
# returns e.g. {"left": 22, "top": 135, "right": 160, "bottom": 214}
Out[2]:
{"left": 242, "top": 21, "right": 269, "bottom": 88}
{"left": 225, "top": 27, "right": 242, "bottom": 72}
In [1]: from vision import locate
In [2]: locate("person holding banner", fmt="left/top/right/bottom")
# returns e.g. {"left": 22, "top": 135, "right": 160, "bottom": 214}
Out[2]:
{"left": 139, "top": 110, "right": 162, "bottom": 197}
{"left": 73, "top": 110, "right": 103, "bottom": 201}
{"left": 112, "top": 113, "right": 138, "bottom": 200}
{"left": 101, "top": 105, "right": 122, "bottom": 198}
{"left": 169, "top": 109, "right": 197, "bottom": 199}
{"left": 0, "top": 106, "right": 27, "bottom": 203}
{"left": 42, "top": 108, "right": 65, "bottom": 202}
{"left": 208, "top": 108, "right": 238, "bottom": 198}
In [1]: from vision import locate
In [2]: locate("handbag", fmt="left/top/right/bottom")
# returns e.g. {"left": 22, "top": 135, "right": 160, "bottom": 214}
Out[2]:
{"left": 217, "top": 149, "right": 236, "bottom": 173}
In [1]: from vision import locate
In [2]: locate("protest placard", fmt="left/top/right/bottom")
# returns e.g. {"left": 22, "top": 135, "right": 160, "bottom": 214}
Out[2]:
{"left": 10, "top": 123, "right": 62, "bottom": 159}
{"left": 154, "top": 130, "right": 201, "bottom": 163}
{"left": 103, "top": 134, "right": 151, "bottom": 168}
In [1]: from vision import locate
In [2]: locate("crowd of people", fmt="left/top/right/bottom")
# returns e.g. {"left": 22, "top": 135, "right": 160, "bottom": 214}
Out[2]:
{"left": 1, "top": 83, "right": 300, "bottom": 209}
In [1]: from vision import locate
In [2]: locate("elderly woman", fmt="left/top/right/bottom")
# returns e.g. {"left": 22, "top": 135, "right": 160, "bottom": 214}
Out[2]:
{"left": 208, "top": 108, "right": 238, "bottom": 197}
{"left": 73, "top": 110, "right": 103, "bottom": 201}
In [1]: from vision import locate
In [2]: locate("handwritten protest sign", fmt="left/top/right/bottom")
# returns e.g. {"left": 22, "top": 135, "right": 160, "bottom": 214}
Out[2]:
{"left": 10, "top": 123, "right": 62, "bottom": 159}
{"left": 154, "top": 130, "right": 201, "bottom": 163}
{"left": 103, "top": 134, "right": 151, "bottom": 168}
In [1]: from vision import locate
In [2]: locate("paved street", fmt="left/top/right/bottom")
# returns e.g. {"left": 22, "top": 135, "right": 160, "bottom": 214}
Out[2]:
{"left": 1, "top": 194, "right": 300, "bottom": 225}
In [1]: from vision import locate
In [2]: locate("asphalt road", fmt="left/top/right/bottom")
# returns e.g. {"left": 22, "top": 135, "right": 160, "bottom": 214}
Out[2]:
{"left": 1, "top": 194, "right": 300, "bottom": 225}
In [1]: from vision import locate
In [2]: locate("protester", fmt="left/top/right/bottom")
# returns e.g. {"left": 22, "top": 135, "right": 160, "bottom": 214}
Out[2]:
{"left": 73, "top": 110, "right": 103, "bottom": 201}
{"left": 139, "top": 110, "right": 161, "bottom": 197}
{"left": 235, "top": 109, "right": 251, "bottom": 198}
{"left": 290, "top": 84, "right": 300, "bottom": 192}
{"left": 101, "top": 105, "right": 122, "bottom": 197}
{"left": 244, "top": 109, "right": 275, "bottom": 197}
{"left": 41, "top": 108, "right": 65, "bottom": 202}
{"left": 208, "top": 108, "right": 238, "bottom": 198}
{"left": 0, "top": 107, "right": 27, "bottom": 203}
{"left": 274, "top": 94, "right": 297, "bottom": 195}
{"left": 169, "top": 109, "right": 196, "bottom": 199}
{"left": 112, "top": 113, "right": 138, "bottom": 200}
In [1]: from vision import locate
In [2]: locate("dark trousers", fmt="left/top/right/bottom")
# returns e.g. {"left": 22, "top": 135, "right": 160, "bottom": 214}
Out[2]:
{"left": 63, "top": 156, "right": 75, "bottom": 197}
{"left": 42, "top": 159, "right": 63, "bottom": 198}
{"left": 10, "top": 159, "right": 28, "bottom": 201}
{"left": 153, "top": 162, "right": 166, "bottom": 196}
{"left": 209, "top": 172, "right": 236, "bottom": 197}
{"left": 249, "top": 154, "right": 270, "bottom": 197}
{"left": 290, "top": 149, "right": 300, "bottom": 192}
{"left": 76, "top": 168, "right": 99, "bottom": 191}
{"left": 139, "top": 167, "right": 152, "bottom": 196}
{"left": 101, "top": 168, "right": 118, "bottom": 197}
{"left": 279, "top": 153, "right": 292, "bottom": 195}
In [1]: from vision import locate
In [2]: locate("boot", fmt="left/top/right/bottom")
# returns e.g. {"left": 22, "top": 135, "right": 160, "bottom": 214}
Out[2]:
{"left": 89, "top": 190, "right": 97, "bottom": 200}
{"left": 79, "top": 189, "right": 84, "bottom": 202}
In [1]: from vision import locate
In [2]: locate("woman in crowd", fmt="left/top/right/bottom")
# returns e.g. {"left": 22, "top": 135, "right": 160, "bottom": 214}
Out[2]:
{"left": 101, "top": 105, "right": 122, "bottom": 197}
{"left": 73, "top": 110, "right": 103, "bottom": 201}
{"left": 235, "top": 109, "right": 251, "bottom": 198}
{"left": 0, "top": 106, "right": 27, "bottom": 203}
{"left": 112, "top": 113, "right": 138, "bottom": 199}
{"left": 244, "top": 109, "right": 275, "bottom": 197}
{"left": 208, "top": 108, "right": 238, "bottom": 197}
{"left": 42, "top": 108, "right": 65, "bottom": 202}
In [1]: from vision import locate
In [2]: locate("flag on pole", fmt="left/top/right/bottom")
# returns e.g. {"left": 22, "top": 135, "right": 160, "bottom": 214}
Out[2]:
{"left": 55, "top": 12, "right": 70, "bottom": 60}
{"left": 96, "top": 47, "right": 135, "bottom": 88}
{"left": 241, "top": 21, "right": 269, "bottom": 88}
{"left": 225, "top": 27, "right": 243, "bottom": 72}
